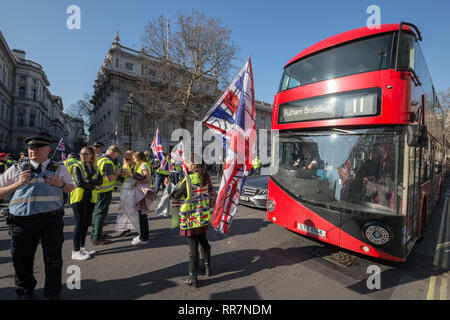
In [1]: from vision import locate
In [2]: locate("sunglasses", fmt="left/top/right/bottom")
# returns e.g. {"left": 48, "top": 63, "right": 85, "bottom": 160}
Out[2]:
{"left": 125, "top": 159, "right": 133, "bottom": 162}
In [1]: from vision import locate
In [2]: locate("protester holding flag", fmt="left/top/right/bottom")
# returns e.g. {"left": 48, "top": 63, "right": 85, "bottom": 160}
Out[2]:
{"left": 202, "top": 57, "right": 256, "bottom": 235}
{"left": 165, "top": 154, "right": 212, "bottom": 288}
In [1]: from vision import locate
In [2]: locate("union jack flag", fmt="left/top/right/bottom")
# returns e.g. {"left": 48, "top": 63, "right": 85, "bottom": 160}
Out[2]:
{"left": 203, "top": 58, "right": 256, "bottom": 235}
{"left": 56, "top": 138, "right": 65, "bottom": 152}
{"left": 151, "top": 127, "right": 173, "bottom": 172}
{"left": 170, "top": 140, "right": 188, "bottom": 175}
{"left": 151, "top": 128, "right": 164, "bottom": 162}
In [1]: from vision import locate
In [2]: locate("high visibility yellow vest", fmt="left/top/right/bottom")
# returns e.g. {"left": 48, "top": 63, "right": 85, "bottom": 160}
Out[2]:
{"left": 252, "top": 158, "right": 261, "bottom": 169}
{"left": 97, "top": 156, "right": 117, "bottom": 193}
{"left": 64, "top": 158, "right": 80, "bottom": 176}
{"left": 136, "top": 162, "right": 153, "bottom": 188}
{"left": 70, "top": 162, "right": 98, "bottom": 204}
{"left": 157, "top": 167, "right": 169, "bottom": 175}
{"left": 179, "top": 173, "right": 210, "bottom": 230}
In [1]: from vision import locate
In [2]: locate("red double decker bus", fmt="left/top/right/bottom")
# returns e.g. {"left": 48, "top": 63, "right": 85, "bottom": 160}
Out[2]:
{"left": 267, "top": 22, "right": 447, "bottom": 262}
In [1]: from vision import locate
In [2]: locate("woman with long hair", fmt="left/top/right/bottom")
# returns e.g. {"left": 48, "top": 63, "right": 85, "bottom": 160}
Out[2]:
{"left": 70, "top": 146, "right": 103, "bottom": 260}
{"left": 165, "top": 154, "right": 212, "bottom": 288}
{"left": 115, "top": 150, "right": 138, "bottom": 237}
{"left": 131, "top": 151, "right": 154, "bottom": 245}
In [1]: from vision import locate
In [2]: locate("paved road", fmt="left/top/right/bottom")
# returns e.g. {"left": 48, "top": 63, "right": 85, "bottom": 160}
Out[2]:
{"left": 0, "top": 177, "right": 449, "bottom": 300}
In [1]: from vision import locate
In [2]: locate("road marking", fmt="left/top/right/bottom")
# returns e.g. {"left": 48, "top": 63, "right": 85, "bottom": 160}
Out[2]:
{"left": 427, "top": 276, "right": 437, "bottom": 300}
{"left": 440, "top": 278, "right": 447, "bottom": 300}
{"left": 433, "top": 199, "right": 447, "bottom": 268}
{"left": 427, "top": 198, "right": 449, "bottom": 300}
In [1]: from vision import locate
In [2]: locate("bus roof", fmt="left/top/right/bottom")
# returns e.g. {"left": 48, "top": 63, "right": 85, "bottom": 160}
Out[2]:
{"left": 285, "top": 24, "right": 413, "bottom": 68}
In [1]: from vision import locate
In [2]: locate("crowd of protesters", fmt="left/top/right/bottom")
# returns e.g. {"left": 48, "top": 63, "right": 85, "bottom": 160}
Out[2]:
{"left": 0, "top": 138, "right": 220, "bottom": 299}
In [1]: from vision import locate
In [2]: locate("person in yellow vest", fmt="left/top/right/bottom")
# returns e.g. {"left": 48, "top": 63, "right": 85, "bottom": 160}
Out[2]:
{"left": 70, "top": 146, "right": 103, "bottom": 260}
{"left": 165, "top": 154, "right": 212, "bottom": 288}
{"left": 63, "top": 153, "right": 80, "bottom": 177}
{"left": 252, "top": 156, "right": 261, "bottom": 175}
{"left": 91, "top": 145, "right": 121, "bottom": 246}
{"left": 131, "top": 151, "right": 154, "bottom": 245}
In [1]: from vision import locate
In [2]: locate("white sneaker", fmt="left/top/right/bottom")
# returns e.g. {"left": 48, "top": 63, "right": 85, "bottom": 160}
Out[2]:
{"left": 72, "top": 250, "right": 91, "bottom": 261}
{"left": 81, "top": 247, "right": 96, "bottom": 256}
{"left": 131, "top": 237, "right": 149, "bottom": 245}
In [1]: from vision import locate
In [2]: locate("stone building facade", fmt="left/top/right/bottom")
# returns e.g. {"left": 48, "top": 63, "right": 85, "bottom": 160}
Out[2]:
{"left": 90, "top": 33, "right": 273, "bottom": 157}
{"left": 0, "top": 30, "right": 83, "bottom": 157}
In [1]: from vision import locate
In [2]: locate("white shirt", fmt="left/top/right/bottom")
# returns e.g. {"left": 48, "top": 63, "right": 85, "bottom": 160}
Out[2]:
{"left": 0, "top": 159, "right": 74, "bottom": 187}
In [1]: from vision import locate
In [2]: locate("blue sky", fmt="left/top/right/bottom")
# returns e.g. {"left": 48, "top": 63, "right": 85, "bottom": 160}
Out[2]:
{"left": 1, "top": 0, "right": 449, "bottom": 111}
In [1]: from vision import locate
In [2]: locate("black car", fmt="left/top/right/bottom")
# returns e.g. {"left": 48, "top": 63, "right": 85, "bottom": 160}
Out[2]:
{"left": 239, "top": 175, "right": 269, "bottom": 209}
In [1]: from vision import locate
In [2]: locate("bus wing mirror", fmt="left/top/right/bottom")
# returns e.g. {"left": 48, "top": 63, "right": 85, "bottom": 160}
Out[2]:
{"left": 407, "top": 124, "right": 427, "bottom": 148}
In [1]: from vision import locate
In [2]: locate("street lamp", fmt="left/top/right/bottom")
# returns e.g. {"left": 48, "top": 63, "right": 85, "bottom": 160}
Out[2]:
{"left": 128, "top": 92, "right": 135, "bottom": 150}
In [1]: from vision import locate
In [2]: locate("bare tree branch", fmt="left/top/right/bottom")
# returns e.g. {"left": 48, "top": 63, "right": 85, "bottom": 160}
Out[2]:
{"left": 139, "top": 11, "right": 239, "bottom": 128}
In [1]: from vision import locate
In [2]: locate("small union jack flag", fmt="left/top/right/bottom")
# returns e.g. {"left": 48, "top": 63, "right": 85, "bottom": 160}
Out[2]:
{"left": 56, "top": 138, "right": 65, "bottom": 152}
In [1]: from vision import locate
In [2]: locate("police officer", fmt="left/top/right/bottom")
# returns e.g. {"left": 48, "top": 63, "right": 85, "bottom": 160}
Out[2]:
{"left": 0, "top": 136, "right": 74, "bottom": 300}
{"left": 93, "top": 142, "right": 105, "bottom": 159}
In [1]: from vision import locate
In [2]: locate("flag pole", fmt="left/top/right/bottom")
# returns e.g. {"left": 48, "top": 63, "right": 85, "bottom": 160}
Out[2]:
{"left": 51, "top": 138, "right": 62, "bottom": 161}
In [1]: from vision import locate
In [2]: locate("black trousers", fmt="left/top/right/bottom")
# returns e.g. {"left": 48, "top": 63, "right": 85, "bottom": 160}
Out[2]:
{"left": 138, "top": 211, "right": 149, "bottom": 241}
{"left": 187, "top": 233, "right": 210, "bottom": 275}
{"left": 72, "top": 196, "right": 95, "bottom": 251}
{"left": 11, "top": 210, "right": 64, "bottom": 298}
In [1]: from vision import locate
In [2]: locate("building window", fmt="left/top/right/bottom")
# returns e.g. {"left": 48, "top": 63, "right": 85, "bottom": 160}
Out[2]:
{"left": 125, "top": 62, "right": 134, "bottom": 72}
{"left": 31, "top": 89, "right": 37, "bottom": 100}
{"left": 20, "top": 76, "right": 26, "bottom": 84}
{"left": 149, "top": 69, "right": 156, "bottom": 77}
{"left": 17, "top": 138, "right": 23, "bottom": 149}
{"left": 19, "top": 87, "right": 26, "bottom": 98}
{"left": 116, "top": 58, "right": 119, "bottom": 68}
{"left": 30, "top": 114, "right": 35, "bottom": 127}
{"left": 18, "top": 113, "right": 25, "bottom": 126}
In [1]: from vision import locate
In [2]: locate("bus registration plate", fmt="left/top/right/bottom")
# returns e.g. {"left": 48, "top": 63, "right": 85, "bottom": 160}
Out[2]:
{"left": 297, "top": 222, "right": 327, "bottom": 238}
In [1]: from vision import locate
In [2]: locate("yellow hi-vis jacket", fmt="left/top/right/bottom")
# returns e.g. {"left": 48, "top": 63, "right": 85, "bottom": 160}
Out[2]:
{"left": 64, "top": 158, "right": 80, "bottom": 176}
{"left": 179, "top": 173, "right": 210, "bottom": 230}
{"left": 70, "top": 162, "right": 98, "bottom": 204}
{"left": 136, "top": 162, "right": 153, "bottom": 188}
{"left": 97, "top": 156, "right": 117, "bottom": 193}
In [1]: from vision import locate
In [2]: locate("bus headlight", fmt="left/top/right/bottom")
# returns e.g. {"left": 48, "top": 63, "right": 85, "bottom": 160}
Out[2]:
{"left": 363, "top": 223, "right": 392, "bottom": 246}
{"left": 267, "top": 199, "right": 275, "bottom": 212}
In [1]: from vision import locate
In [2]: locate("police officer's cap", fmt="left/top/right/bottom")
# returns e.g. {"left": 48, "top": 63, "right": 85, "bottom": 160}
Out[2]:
{"left": 93, "top": 142, "right": 105, "bottom": 148}
{"left": 24, "top": 136, "right": 52, "bottom": 148}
